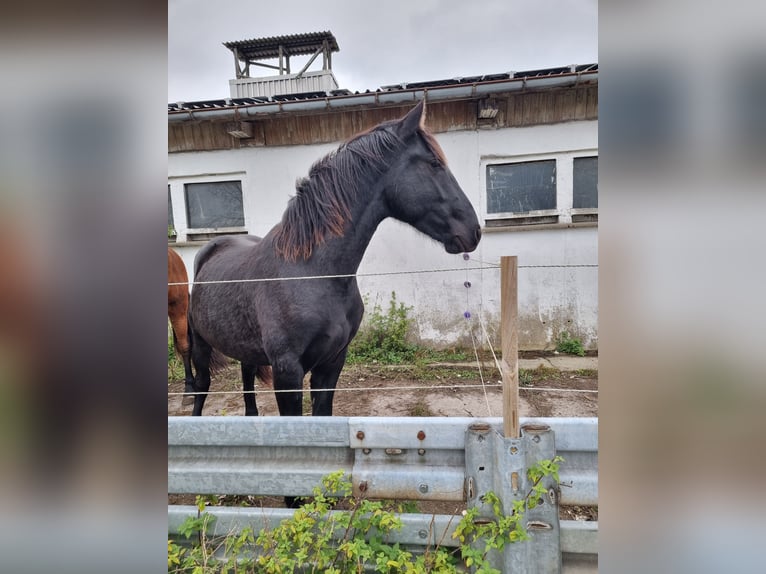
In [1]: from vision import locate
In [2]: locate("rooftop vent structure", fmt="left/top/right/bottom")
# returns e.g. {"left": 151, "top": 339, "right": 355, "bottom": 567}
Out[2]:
{"left": 224, "top": 31, "right": 340, "bottom": 99}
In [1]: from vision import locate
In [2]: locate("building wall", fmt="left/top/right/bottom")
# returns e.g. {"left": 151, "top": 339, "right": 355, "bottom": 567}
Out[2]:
{"left": 168, "top": 119, "right": 598, "bottom": 350}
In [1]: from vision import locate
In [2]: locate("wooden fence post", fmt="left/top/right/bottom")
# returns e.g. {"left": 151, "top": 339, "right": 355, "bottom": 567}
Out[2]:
{"left": 501, "top": 256, "right": 519, "bottom": 438}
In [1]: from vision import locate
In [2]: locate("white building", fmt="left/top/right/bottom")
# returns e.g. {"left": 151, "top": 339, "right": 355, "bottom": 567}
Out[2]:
{"left": 168, "top": 33, "right": 598, "bottom": 350}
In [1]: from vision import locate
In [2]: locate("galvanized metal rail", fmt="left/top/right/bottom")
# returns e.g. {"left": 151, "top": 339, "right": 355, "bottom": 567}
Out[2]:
{"left": 168, "top": 416, "right": 598, "bottom": 571}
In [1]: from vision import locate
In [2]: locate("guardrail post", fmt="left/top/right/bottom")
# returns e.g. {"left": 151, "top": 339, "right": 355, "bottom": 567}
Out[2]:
{"left": 464, "top": 422, "right": 561, "bottom": 573}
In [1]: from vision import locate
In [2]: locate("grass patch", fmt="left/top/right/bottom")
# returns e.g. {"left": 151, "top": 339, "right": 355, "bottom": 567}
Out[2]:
{"left": 168, "top": 325, "right": 184, "bottom": 381}
{"left": 408, "top": 399, "right": 433, "bottom": 417}
{"left": 518, "top": 365, "right": 562, "bottom": 384}
{"left": 519, "top": 369, "right": 534, "bottom": 386}
{"left": 415, "top": 347, "right": 472, "bottom": 363}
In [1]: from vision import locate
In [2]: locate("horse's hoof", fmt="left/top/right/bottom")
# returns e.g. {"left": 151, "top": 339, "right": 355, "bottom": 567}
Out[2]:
{"left": 182, "top": 395, "right": 195, "bottom": 407}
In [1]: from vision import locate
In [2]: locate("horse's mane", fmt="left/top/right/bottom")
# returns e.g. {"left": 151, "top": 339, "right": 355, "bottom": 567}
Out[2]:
{"left": 274, "top": 124, "right": 403, "bottom": 262}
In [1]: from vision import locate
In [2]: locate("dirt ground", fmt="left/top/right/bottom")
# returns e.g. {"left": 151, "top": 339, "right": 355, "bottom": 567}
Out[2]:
{"left": 168, "top": 359, "right": 598, "bottom": 419}
{"left": 168, "top": 357, "right": 598, "bottom": 521}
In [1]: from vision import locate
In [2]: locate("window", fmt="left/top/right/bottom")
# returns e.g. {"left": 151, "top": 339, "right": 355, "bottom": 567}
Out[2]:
{"left": 573, "top": 157, "right": 598, "bottom": 209}
{"left": 486, "top": 160, "right": 557, "bottom": 226}
{"left": 184, "top": 180, "right": 245, "bottom": 229}
{"left": 572, "top": 156, "right": 598, "bottom": 223}
{"left": 168, "top": 185, "right": 176, "bottom": 240}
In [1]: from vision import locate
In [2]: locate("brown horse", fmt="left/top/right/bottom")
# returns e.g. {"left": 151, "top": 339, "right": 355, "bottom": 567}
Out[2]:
{"left": 168, "top": 248, "right": 194, "bottom": 399}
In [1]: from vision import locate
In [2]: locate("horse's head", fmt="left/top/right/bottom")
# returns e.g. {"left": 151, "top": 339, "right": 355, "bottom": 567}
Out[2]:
{"left": 381, "top": 101, "right": 481, "bottom": 254}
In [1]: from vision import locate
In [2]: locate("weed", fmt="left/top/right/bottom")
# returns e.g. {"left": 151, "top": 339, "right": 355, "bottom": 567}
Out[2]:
{"left": 347, "top": 292, "right": 417, "bottom": 364}
{"left": 555, "top": 332, "right": 586, "bottom": 357}
{"left": 409, "top": 399, "right": 433, "bottom": 417}
{"left": 575, "top": 368, "right": 598, "bottom": 378}
{"left": 417, "top": 347, "right": 472, "bottom": 363}
{"left": 167, "top": 325, "right": 184, "bottom": 381}
{"left": 169, "top": 459, "right": 564, "bottom": 573}
{"left": 519, "top": 369, "right": 534, "bottom": 386}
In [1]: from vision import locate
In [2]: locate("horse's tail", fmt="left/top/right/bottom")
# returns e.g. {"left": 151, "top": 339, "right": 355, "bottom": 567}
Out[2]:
{"left": 209, "top": 347, "right": 229, "bottom": 375}
{"left": 257, "top": 365, "right": 273, "bottom": 387}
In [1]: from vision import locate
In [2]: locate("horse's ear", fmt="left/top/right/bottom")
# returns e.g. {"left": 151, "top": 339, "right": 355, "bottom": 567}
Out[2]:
{"left": 398, "top": 100, "right": 426, "bottom": 135}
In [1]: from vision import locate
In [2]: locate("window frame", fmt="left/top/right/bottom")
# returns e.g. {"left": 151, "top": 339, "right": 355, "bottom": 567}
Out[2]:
{"left": 167, "top": 171, "right": 248, "bottom": 243}
{"left": 485, "top": 158, "right": 559, "bottom": 222}
{"left": 481, "top": 150, "right": 597, "bottom": 229}
{"left": 571, "top": 155, "right": 598, "bottom": 220}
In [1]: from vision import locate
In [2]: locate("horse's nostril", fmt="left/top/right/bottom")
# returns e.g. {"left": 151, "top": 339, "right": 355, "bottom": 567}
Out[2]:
{"left": 475, "top": 227, "right": 482, "bottom": 242}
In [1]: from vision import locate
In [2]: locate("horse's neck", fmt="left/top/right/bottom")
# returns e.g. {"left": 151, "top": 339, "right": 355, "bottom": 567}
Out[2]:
{"left": 312, "top": 184, "right": 388, "bottom": 274}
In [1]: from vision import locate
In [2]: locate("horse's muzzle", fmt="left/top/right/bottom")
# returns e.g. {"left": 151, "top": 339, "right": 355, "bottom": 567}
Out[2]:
{"left": 445, "top": 226, "right": 481, "bottom": 254}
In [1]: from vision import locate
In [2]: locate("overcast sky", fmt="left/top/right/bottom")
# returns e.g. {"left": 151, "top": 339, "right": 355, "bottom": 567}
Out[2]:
{"left": 169, "top": 0, "right": 597, "bottom": 103}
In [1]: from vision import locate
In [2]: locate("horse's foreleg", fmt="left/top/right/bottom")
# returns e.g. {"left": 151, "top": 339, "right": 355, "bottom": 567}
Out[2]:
{"left": 271, "top": 357, "right": 305, "bottom": 509}
{"left": 272, "top": 358, "right": 305, "bottom": 417}
{"left": 309, "top": 350, "right": 348, "bottom": 416}
{"left": 241, "top": 362, "right": 259, "bottom": 416}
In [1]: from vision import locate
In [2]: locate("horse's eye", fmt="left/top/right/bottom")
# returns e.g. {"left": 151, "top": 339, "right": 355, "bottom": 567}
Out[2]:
{"left": 430, "top": 159, "right": 442, "bottom": 169}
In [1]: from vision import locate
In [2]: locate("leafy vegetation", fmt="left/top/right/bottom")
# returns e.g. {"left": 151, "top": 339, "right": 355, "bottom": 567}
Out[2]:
{"left": 555, "top": 332, "right": 586, "bottom": 357}
{"left": 169, "top": 458, "right": 563, "bottom": 573}
{"left": 347, "top": 292, "right": 471, "bottom": 366}
{"left": 347, "top": 292, "right": 418, "bottom": 365}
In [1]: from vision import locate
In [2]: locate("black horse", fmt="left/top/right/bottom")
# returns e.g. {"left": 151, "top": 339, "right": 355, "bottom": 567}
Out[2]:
{"left": 188, "top": 101, "right": 481, "bottom": 417}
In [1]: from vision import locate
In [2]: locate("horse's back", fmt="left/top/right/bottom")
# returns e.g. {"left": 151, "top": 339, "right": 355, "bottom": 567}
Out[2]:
{"left": 194, "top": 234, "right": 263, "bottom": 277}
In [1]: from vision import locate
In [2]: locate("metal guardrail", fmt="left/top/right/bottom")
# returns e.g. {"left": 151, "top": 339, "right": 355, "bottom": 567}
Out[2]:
{"left": 168, "top": 416, "right": 597, "bottom": 505}
{"left": 168, "top": 416, "right": 598, "bottom": 571}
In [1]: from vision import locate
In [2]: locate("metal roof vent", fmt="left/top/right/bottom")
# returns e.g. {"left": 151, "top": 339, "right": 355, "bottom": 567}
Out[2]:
{"left": 478, "top": 99, "right": 499, "bottom": 119}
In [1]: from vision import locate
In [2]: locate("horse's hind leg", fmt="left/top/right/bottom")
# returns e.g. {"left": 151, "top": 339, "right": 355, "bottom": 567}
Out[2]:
{"left": 190, "top": 334, "right": 213, "bottom": 416}
{"left": 241, "top": 362, "right": 259, "bottom": 416}
{"left": 169, "top": 305, "right": 195, "bottom": 403}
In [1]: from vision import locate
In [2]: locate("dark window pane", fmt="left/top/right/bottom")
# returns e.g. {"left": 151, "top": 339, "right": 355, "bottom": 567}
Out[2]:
{"left": 168, "top": 185, "right": 174, "bottom": 229}
{"left": 573, "top": 157, "right": 598, "bottom": 209}
{"left": 185, "top": 181, "right": 244, "bottom": 228}
{"left": 487, "top": 160, "right": 556, "bottom": 214}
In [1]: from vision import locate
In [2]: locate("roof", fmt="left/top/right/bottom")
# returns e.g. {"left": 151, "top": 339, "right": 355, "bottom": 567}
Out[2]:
{"left": 380, "top": 64, "right": 597, "bottom": 91}
{"left": 168, "top": 63, "right": 598, "bottom": 116}
{"left": 223, "top": 31, "right": 339, "bottom": 61}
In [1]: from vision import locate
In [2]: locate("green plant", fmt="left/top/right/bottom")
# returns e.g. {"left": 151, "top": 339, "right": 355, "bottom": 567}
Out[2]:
{"left": 169, "top": 458, "right": 564, "bottom": 573}
{"left": 555, "top": 332, "right": 586, "bottom": 357}
{"left": 347, "top": 292, "right": 417, "bottom": 364}
{"left": 453, "top": 456, "right": 564, "bottom": 573}
{"left": 416, "top": 348, "right": 471, "bottom": 363}
{"left": 408, "top": 399, "right": 433, "bottom": 417}
{"left": 169, "top": 495, "right": 255, "bottom": 574}
{"left": 519, "top": 369, "right": 534, "bottom": 386}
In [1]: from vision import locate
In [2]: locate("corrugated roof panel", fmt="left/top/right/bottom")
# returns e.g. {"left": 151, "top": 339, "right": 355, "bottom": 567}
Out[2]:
{"left": 223, "top": 31, "right": 339, "bottom": 61}
{"left": 514, "top": 66, "right": 574, "bottom": 78}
